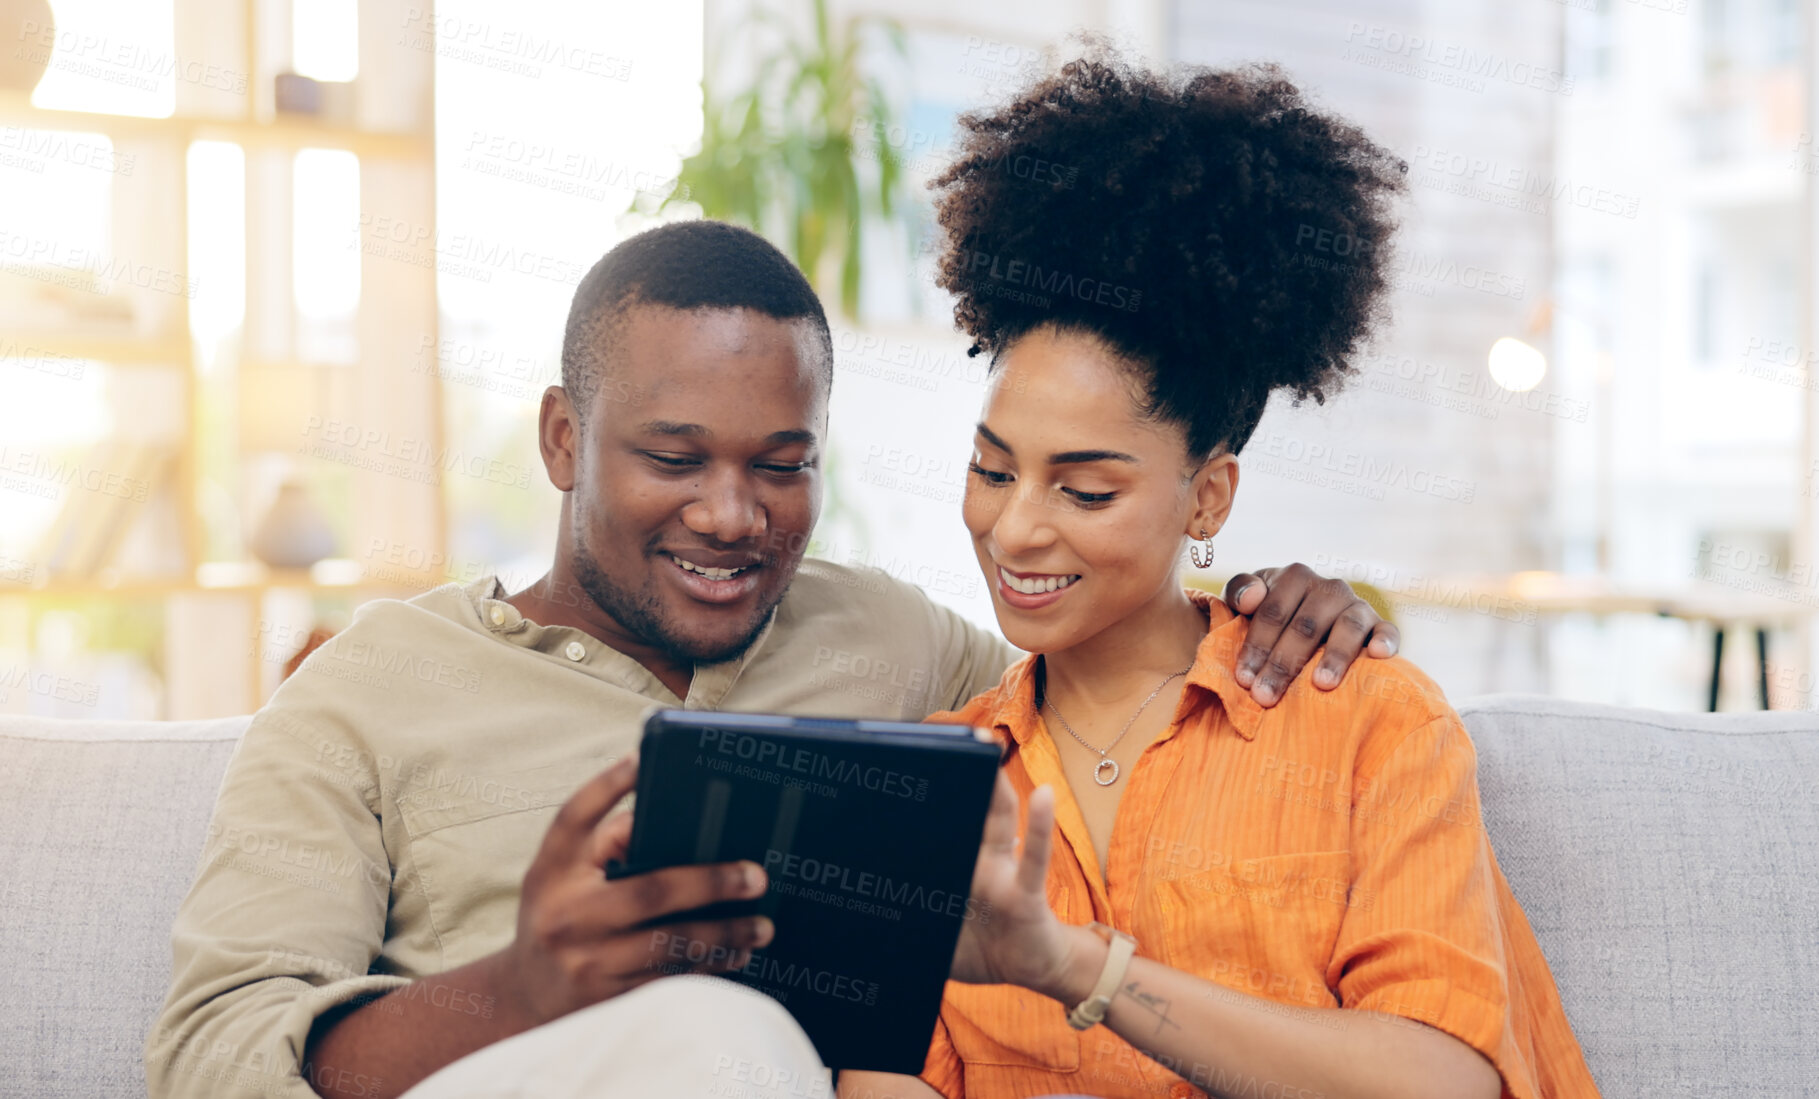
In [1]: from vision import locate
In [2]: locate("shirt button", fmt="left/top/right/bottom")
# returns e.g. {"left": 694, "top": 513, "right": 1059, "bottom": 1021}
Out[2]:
{"left": 489, "top": 605, "right": 506, "bottom": 626}
{"left": 565, "top": 640, "right": 586, "bottom": 661}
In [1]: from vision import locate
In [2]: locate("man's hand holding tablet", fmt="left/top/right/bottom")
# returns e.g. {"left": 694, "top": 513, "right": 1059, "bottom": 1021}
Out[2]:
{"left": 495, "top": 754, "right": 777, "bottom": 1027}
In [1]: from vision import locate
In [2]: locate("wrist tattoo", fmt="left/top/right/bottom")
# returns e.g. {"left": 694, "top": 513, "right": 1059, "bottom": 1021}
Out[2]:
{"left": 1120, "top": 979, "right": 1180, "bottom": 1037}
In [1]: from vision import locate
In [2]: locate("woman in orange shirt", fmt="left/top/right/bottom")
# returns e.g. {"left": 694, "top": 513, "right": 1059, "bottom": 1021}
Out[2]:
{"left": 840, "top": 54, "right": 1600, "bottom": 1099}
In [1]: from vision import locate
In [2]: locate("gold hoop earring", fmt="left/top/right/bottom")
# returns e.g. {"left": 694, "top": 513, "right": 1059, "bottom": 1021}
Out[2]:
{"left": 1189, "top": 527, "right": 1214, "bottom": 569}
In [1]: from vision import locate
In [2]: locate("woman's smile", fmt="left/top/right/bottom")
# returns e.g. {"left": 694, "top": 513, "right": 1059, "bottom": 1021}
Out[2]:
{"left": 996, "top": 565, "right": 1083, "bottom": 609}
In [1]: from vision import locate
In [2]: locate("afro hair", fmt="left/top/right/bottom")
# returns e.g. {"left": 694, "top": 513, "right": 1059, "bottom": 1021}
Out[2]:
{"left": 930, "top": 52, "right": 1406, "bottom": 458}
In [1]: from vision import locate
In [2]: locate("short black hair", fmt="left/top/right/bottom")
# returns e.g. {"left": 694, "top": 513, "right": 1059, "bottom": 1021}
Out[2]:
{"left": 931, "top": 54, "right": 1406, "bottom": 458}
{"left": 560, "top": 220, "right": 833, "bottom": 422}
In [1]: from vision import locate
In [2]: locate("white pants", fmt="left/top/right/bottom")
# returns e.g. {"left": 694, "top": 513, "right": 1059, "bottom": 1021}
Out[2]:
{"left": 401, "top": 975, "right": 833, "bottom": 1099}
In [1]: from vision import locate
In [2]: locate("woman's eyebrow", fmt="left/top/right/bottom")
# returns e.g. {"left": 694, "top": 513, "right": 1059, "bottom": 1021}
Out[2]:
{"left": 1048, "top": 448, "right": 1140, "bottom": 466}
{"left": 975, "top": 422, "right": 1014, "bottom": 454}
{"left": 976, "top": 423, "right": 1138, "bottom": 466}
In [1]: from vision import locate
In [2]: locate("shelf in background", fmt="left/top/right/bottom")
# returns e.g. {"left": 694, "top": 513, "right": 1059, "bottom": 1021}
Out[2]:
{"left": 0, "top": 559, "right": 439, "bottom": 601}
{"left": 0, "top": 98, "right": 433, "bottom": 158}
{"left": 1, "top": 333, "right": 192, "bottom": 367}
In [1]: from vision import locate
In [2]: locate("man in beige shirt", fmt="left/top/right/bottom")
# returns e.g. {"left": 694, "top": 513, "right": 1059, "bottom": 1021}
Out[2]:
{"left": 145, "top": 221, "right": 1398, "bottom": 1099}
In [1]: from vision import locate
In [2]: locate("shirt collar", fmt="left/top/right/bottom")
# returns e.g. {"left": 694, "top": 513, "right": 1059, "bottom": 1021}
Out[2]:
{"left": 987, "top": 587, "right": 1264, "bottom": 746}
{"left": 1181, "top": 588, "right": 1266, "bottom": 740}
{"left": 465, "top": 575, "right": 778, "bottom": 707}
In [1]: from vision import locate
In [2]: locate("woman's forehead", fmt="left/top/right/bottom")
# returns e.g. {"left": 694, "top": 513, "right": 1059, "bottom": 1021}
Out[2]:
{"left": 978, "top": 349, "right": 1191, "bottom": 467}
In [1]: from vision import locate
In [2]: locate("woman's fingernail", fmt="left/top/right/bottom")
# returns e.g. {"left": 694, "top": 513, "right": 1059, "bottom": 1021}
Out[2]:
{"left": 1315, "top": 667, "right": 1337, "bottom": 688}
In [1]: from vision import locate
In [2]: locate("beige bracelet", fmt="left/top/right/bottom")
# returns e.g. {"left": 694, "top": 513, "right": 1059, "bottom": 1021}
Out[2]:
{"left": 1066, "top": 922, "right": 1139, "bottom": 1030}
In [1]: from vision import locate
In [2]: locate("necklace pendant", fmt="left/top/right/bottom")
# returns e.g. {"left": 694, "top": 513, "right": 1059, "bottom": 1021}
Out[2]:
{"left": 1094, "top": 757, "right": 1120, "bottom": 785}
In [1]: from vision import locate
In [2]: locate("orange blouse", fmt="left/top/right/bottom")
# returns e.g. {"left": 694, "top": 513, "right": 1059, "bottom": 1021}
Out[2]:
{"left": 919, "top": 590, "right": 1599, "bottom": 1099}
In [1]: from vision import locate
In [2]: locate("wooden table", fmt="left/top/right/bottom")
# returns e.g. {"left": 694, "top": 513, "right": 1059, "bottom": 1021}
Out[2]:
{"left": 1385, "top": 571, "right": 1816, "bottom": 710}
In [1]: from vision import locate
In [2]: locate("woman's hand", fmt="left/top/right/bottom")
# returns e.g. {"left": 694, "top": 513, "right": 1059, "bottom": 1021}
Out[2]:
{"left": 949, "top": 773, "right": 1078, "bottom": 993}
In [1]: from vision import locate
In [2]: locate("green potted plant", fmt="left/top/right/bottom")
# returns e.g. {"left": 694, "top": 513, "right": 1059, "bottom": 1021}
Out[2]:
{"left": 665, "top": 0, "right": 908, "bottom": 319}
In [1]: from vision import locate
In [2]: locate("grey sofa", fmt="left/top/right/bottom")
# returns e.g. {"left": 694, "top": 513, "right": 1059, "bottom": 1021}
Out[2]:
{"left": 2, "top": 696, "right": 1815, "bottom": 1097}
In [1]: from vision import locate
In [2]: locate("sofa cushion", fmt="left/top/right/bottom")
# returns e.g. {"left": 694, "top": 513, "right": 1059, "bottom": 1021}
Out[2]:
{"left": 1460, "top": 695, "right": 1819, "bottom": 1097}
{"left": 6, "top": 698, "right": 1817, "bottom": 1097}
{"left": 0, "top": 714, "right": 249, "bottom": 1099}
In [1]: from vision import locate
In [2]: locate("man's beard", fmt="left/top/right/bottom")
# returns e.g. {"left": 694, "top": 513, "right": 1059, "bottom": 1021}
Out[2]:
{"left": 569, "top": 541, "right": 780, "bottom": 666}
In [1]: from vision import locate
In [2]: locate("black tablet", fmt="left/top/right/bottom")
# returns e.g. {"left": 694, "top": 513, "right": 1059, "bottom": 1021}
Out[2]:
{"left": 610, "top": 709, "right": 1004, "bottom": 1073}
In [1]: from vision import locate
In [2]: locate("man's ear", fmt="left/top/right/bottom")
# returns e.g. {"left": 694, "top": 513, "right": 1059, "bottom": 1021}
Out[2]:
{"left": 1188, "top": 451, "right": 1240, "bottom": 539}
{"left": 539, "top": 385, "right": 580, "bottom": 493}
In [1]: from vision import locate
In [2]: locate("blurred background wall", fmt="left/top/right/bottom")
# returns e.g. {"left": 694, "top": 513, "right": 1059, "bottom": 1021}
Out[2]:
{"left": 2, "top": 0, "right": 1814, "bottom": 719}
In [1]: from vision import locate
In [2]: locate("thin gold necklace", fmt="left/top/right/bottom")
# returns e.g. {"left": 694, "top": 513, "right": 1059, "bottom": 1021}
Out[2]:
{"left": 1043, "top": 663, "right": 1193, "bottom": 786}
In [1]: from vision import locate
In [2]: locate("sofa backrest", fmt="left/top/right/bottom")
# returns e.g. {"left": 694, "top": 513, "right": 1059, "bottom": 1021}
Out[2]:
{"left": 0, "top": 714, "right": 248, "bottom": 1099}
{"left": 3, "top": 698, "right": 1816, "bottom": 1097}
{"left": 1460, "top": 694, "right": 1819, "bottom": 1096}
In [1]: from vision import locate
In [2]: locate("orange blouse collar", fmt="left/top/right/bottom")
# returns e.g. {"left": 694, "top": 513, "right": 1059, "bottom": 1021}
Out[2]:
{"left": 983, "top": 587, "right": 1266, "bottom": 747}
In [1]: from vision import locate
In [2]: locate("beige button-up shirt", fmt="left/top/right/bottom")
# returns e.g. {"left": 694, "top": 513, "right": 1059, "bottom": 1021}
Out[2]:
{"left": 144, "top": 562, "right": 1018, "bottom": 1099}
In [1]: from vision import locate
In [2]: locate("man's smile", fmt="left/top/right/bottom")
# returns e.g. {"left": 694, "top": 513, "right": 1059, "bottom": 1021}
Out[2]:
{"left": 660, "top": 551, "right": 765, "bottom": 605}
